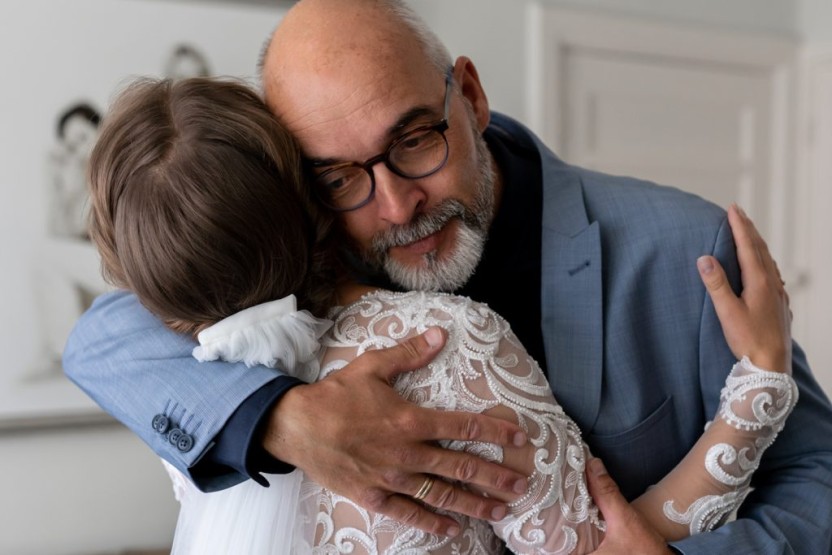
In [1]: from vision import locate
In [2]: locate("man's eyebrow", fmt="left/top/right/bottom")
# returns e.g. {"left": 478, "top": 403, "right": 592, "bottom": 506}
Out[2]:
{"left": 306, "top": 105, "right": 439, "bottom": 167}
{"left": 386, "top": 106, "right": 437, "bottom": 140}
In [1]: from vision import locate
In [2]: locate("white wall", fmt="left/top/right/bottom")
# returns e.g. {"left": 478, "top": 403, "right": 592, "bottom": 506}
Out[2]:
{"left": 407, "top": 0, "right": 529, "bottom": 122}
{"left": 0, "top": 1, "right": 283, "bottom": 553}
{"left": 409, "top": 0, "right": 801, "bottom": 123}
{"left": 0, "top": 426, "right": 177, "bottom": 555}
{"left": 540, "top": 0, "right": 799, "bottom": 36}
{"left": 800, "top": 0, "right": 832, "bottom": 41}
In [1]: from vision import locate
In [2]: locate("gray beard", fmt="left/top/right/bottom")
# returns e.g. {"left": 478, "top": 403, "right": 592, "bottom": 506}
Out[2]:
{"left": 364, "top": 130, "right": 496, "bottom": 292}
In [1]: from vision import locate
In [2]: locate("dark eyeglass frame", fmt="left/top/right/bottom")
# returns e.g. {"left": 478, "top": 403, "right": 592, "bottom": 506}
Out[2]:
{"left": 310, "top": 67, "right": 454, "bottom": 212}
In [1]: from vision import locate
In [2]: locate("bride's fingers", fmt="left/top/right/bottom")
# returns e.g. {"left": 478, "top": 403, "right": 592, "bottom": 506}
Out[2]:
{"left": 728, "top": 205, "right": 765, "bottom": 289}
{"left": 697, "top": 255, "right": 742, "bottom": 323}
{"left": 732, "top": 205, "right": 784, "bottom": 292}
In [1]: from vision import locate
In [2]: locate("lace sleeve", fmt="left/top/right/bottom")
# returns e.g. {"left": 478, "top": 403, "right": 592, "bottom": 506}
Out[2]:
{"left": 429, "top": 300, "right": 606, "bottom": 554}
{"left": 631, "top": 356, "right": 798, "bottom": 540}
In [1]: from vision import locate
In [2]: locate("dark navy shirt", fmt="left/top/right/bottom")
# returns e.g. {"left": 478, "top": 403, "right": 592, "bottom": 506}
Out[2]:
{"left": 457, "top": 122, "right": 545, "bottom": 370}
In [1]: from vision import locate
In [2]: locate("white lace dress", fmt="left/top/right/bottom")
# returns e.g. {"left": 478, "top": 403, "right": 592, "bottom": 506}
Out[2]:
{"left": 167, "top": 290, "right": 797, "bottom": 555}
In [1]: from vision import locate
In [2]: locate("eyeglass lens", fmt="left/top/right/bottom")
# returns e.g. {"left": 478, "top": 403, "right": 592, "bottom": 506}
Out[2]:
{"left": 314, "top": 68, "right": 454, "bottom": 211}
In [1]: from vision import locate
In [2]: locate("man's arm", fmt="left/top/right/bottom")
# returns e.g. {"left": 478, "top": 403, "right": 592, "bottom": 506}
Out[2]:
{"left": 64, "top": 289, "right": 530, "bottom": 535}
{"left": 63, "top": 290, "right": 290, "bottom": 491}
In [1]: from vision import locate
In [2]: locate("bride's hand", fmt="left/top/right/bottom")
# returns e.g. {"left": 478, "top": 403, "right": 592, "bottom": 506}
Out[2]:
{"left": 696, "top": 204, "right": 791, "bottom": 373}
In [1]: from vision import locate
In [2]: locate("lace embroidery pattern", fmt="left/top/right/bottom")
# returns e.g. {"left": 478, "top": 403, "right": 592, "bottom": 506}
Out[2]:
{"left": 307, "top": 290, "right": 603, "bottom": 554}
{"left": 662, "top": 356, "right": 798, "bottom": 534}
{"left": 169, "top": 291, "right": 793, "bottom": 553}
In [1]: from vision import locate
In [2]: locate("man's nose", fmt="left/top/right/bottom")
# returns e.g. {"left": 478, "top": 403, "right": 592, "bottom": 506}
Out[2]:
{"left": 372, "top": 164, "right": 426, "bottom": 225}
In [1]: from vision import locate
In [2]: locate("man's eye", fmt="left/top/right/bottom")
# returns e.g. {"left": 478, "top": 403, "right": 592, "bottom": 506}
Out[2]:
{"left": 323, "top": 176, "right": 346, "bottom": 191}
{"left": 320, "top": 171, "right": 361, "bottom": 198}
{"left": 398, "top": 130, "right": 433, "bottom": 152}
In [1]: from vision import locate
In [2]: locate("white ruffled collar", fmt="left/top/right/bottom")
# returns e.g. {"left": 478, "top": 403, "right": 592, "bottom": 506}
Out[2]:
{"left": 192, "top": 295, "right": 332, "bottom": 382}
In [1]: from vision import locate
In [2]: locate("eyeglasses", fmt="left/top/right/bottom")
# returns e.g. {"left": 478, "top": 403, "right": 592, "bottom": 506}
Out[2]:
{"left": 310, "top": 68, "right": 454, "bottom": 212}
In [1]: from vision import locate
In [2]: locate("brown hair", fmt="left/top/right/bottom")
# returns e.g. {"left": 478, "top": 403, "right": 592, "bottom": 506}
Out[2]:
{"left": 88, "top": 77, "right": 334, "bottom": 335}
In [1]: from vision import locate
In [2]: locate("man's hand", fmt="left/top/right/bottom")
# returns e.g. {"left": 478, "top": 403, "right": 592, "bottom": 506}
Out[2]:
{"left": 587, "top": 458, "right": 673, "bottom": 554}
{"left": 696, "top": 204, "right": 792, "bottom": 373}
{"left": 263, "top": 327, "right": 529, "bottom": 537}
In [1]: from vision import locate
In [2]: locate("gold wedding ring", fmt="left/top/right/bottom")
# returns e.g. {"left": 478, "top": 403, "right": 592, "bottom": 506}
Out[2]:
{"left": 413, "top": 476, "right": 435, "bottom": 501}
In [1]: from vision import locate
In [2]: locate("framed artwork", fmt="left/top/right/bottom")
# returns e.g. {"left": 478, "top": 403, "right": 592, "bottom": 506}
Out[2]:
{"left": 0, "top": 0, "right": 284, "bottom": 430}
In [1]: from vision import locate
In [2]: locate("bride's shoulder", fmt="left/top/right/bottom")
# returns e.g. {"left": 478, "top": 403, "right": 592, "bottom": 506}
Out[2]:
{"left": 329, "top": 289, "right": 509, "bottom": 333}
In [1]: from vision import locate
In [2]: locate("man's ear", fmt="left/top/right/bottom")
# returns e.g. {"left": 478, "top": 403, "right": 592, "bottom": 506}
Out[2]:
{"left": 453, "top": 56, "right": 490, "bottom": 132}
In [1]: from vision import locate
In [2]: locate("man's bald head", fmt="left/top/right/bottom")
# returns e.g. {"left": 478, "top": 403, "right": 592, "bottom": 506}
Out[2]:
{"left": 259, "top": 0, "right": 451, "bottom": 124}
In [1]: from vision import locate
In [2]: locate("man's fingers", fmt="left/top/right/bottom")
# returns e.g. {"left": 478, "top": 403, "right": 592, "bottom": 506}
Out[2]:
{"left": 369, "top": 493, "right": 462, "bottom": 538}
{"left": 412, "top": 475, "right": 510, "bottom": 521}
{"left": 425, "top": 408, "right": 527, "bottom": 449}
{"left": 413, "top": 409, "right": 528, "bottom": 493}
{"left": 415, "top": 442, "right": 528, "bottom": 497}
{"left": 365, "top": 327, "right": 447, "bottom": 381}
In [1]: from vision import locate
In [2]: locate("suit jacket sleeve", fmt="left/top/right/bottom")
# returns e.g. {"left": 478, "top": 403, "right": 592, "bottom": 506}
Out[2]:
{"left": 63, "top": 290, "right": 299, "bottom": 491}
{"left": 670, "top": 216, "right": 832, "bottom": 554}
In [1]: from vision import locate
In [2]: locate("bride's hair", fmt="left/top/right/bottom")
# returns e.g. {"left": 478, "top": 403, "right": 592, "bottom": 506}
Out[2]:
{"left": 88, "top": 77, "right": 335, "bottom": 335}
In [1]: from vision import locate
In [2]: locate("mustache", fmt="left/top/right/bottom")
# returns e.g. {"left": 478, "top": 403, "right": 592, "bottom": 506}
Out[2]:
{"left": 370, "top": 199, "right": 473, "bottom": 254}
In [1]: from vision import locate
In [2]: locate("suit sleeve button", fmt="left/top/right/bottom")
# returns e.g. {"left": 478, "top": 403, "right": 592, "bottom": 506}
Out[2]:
{"left": 152, "top": 414, "right": 170, "bottom": 434}
{"left": 177, "top": 434, "right": 194, "bottom": 453}
{"left": 168, "top": 428, "right": 183, "bottom": 445}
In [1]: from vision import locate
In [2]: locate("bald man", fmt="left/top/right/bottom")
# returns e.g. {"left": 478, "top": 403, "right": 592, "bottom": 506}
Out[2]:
{"left": 66, "top": 1, "right": 832, "bottom": 553}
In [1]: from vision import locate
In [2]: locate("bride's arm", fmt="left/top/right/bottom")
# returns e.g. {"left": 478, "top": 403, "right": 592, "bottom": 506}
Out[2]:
{"left": 629, "top": 204, "right": 796, "bottom": 541}
{"left": 630, "top": 355, "right": 796, "bottom": 541}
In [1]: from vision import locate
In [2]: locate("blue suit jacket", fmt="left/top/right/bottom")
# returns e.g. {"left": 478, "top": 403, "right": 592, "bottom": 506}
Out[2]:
{"left": 65, "top": 113, "right": 832, "bottom": 553}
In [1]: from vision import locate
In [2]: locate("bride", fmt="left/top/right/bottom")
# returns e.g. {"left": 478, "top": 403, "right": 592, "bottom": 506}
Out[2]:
{"left": 86, "top": 77, "right": 795, "bottom": 554}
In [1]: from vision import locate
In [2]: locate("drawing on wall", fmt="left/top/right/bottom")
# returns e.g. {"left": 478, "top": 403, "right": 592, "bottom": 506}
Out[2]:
{"left": 29, "top": 44, "right": 216, "bottom": 382}
{"left": 47, "top": 103, "right": 101, "bottom": 240}
{"left": 164, "top": 44, "right": 212, "bottom": 80}
{"left": 31, "top": 102, "right": 108, "bottom": 380}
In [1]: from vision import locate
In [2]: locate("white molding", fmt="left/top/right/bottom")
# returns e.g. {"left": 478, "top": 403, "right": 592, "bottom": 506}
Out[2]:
{"left": 536, "top": 8, "right": 794, "bottom": 68}
{"left": 524, "top": 1, "right": 546, "bottom": 138}
{"left": 766, "top": 64, "right": 798, "bottom": 268}
{"left": 793, "top": 47, "right": 832, "bottom": 394}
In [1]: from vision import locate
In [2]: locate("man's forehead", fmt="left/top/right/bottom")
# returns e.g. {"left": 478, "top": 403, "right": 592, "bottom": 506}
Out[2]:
{"left": 275, "top": 67, "right": 444, "bottom": 160}
{"left": 263, "top": 2, "right": 439, "bottom": 127}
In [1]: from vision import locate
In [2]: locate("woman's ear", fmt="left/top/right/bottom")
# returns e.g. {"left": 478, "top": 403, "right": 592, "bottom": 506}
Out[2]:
{"left": 453, "top": 56, "right": 490, "bottom": 132}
